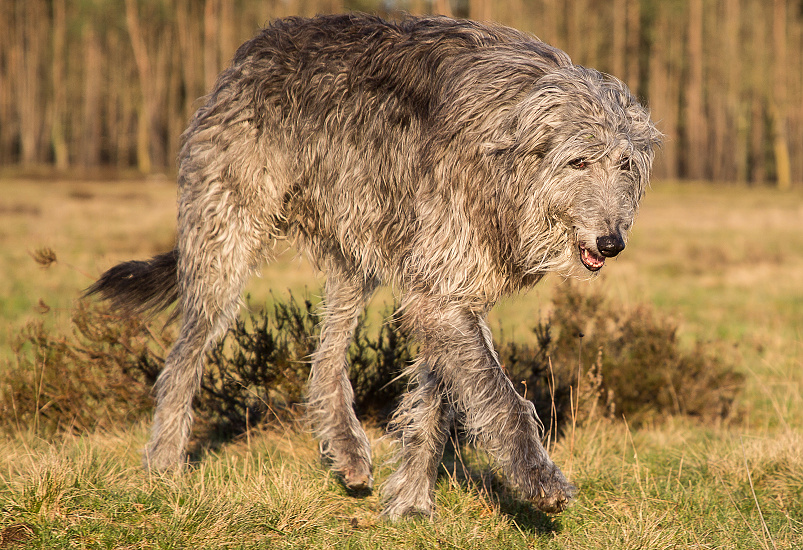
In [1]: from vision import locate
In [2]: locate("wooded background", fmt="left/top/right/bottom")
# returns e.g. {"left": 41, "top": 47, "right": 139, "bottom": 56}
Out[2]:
{"left": 1, "top": 0, "right": 801, "bottom": 186}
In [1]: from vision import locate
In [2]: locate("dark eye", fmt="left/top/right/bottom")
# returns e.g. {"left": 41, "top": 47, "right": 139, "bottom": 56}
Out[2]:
{"left": 568, "top": 158, "right": 588, "bottom": 170}
{"left": 619, "top": 156, "right": 632, "bottom": 171}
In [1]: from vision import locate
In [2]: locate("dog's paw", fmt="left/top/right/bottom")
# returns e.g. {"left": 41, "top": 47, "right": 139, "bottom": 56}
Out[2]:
{"left": 530, "top": 484, "right": 575, "bottom": 514}
{"left": 381, "top": 501, "right": 435, "bottom": 522}
{"left": 342, "top": 461, "right": 374, "bottom": 492}
{"left": 526, "top": 462, "right": 577, "bottom": 514}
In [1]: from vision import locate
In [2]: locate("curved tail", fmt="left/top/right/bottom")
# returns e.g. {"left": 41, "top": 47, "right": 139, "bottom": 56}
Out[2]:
{"left": 85, "top": 249, "right": 180, "bottom": 321}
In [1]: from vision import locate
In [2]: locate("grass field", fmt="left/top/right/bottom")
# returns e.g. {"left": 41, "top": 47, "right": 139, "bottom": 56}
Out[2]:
{"left": 1, "top": 176, "right": 802, "bottom": 548}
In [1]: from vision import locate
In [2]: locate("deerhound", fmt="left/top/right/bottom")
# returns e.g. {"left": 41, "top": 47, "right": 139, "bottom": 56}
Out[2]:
{"left": 88, "top": 13, "right": 661, "bottom": 519}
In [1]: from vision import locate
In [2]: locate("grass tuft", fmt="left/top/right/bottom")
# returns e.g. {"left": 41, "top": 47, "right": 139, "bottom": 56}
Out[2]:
{"left": 29, "top": 247, "right": 58, "bottom": 268}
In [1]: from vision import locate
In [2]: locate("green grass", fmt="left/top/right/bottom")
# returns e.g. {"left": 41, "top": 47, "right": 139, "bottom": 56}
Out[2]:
{"left": 1, "top": 177, "right": 803, "bottom": 548}
{"left": 2, "top": 421, "right": 801, "bottom": 548}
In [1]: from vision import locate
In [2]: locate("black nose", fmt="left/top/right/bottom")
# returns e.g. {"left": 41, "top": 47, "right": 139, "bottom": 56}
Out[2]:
{"left": 596, "top": 234, "right": 625, "bottom": 257}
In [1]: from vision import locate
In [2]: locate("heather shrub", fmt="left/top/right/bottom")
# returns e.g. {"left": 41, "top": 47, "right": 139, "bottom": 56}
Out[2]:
{"left": 1, "top": 285, "right": 742, "bottom": 440}
{"left": 195, "top": 296, "right": 413, "bottom": 437}
{"left": 543, "top": 283, "right": 743, "bottom": 426}
{"left": 0, "top": 301, "right": 167, "bottom": 435}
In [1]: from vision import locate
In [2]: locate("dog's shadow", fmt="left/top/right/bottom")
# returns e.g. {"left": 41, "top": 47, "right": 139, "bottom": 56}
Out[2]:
{"left": 438, "top": 439, "right": 564, "bottom": 537}
{"left": 184, "top": 428, "right": 563, "bottom": 535}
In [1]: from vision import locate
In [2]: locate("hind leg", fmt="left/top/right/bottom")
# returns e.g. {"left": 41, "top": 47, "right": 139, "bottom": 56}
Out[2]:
{"left": 144, "top": 205, "right": 265, "bottom": 471}
{"left": 145, "top": 137, "right": 276, "bottom": 470}
{"left": 382, "top": 360, "right": 452, "bottom": 519}
{"left": 307, "top": 256, "right": 378, "bottom": 490}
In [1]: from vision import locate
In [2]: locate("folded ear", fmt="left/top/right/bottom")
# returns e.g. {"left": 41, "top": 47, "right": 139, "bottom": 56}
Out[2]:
{"left": 482, "top": 98, "right": 559, "bottom": 160}
{"left": 481, "top": 133, "right": 517, "bottom": 157}
{"left": 482, "top": 131, "right": 553, "bottom": 159}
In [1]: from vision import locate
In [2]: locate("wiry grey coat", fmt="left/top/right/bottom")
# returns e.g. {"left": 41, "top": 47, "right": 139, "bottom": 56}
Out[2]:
{"left": 88, "top": 13, "right": 661, "bottom": 519}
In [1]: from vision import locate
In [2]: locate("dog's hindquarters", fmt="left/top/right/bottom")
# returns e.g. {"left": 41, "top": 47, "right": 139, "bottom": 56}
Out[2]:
{"left": 144, "top": 74, "right": 293, "bottom": 469}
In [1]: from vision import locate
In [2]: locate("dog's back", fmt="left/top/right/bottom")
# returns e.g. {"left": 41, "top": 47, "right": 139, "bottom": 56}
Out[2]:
{"left": 185, "top": 14, "right": 573, "bottom": 288}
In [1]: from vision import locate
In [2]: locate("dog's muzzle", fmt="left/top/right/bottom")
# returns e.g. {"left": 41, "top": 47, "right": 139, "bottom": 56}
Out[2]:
{"left": 596, "top": 234, "right": 625, "bottom": 257}
{"left": 579, "top": 234, "right": 625, "bottom": 272}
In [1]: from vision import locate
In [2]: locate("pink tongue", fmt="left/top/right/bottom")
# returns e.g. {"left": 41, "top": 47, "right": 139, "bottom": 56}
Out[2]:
{"left": 581, "top": 247, "right": 604, "bottom": 269}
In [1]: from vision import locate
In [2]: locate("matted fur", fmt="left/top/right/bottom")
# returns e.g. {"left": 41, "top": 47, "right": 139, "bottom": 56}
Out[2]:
{"left": 87, "top": 13, "right": 661, "bottom": 519}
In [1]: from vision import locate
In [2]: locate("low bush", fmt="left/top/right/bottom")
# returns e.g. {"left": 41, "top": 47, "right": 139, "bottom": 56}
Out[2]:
{"left": 1, "top": 285, "right": 742, "bottom": 441}
{"left": 501, "top": 283, "right": 744, "bottom": 431}
{"left": 0, "top": 300, "right": 167, "bottom": 435}
{"left": 196, "top": 296, "right": 413, "bottom": 438}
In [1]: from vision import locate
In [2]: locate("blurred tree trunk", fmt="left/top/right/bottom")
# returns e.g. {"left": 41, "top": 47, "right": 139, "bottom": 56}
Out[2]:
{"left": 176, "top": 0, "right": 204, "bottom": 116}
{"left": 15, "top": 0, "right": 45, "bottom": 166}
{"left": 649, "top": 1, "right": 681, "bottom": 180}
{"left": 791, "top": 5, "right": 803, "bottom": 184}
{"left": 434, "top": 0, "right": 452, "bottom": 17}
{"left": 105, "top": 31, "right": 120, "bottom": 169}
{"left": 119, "top": 69, "right": 136, "bottom": 169}
{"left": 539, "top": 0, "right": 562, "bottom": 50}
{"left": 625, "top": 0, "right": 640, "bottom": 95}
{"left": 496, "top": 0, "right": 526, "bottom": 33}
{"left": 0, "top": 1, "right": 11, "bottom": 165}
{"left": 168, "top": 36, "right": 183, "bottom": 167}
{"left": 746, "top": 2, "right": 768, "bottom": 184}
{"left": 612, "top": 0, "right": 626, "bottom": 80}
{"left": 51, "top": 0, "right": 68, "bottom": 169}
{"left": 685, "top": 0, "right": 706, "bottom": 179}
{"left": 724, "top": 0, "right": 747, "bottom": 183}
{"left": 81, "top": 26, "right": 102, "bottom": 168}
{"left": 410, "top": 0, "right": 426, "bottom": 15}
{"left": 125, "top": 0, "right": 154, "bottom": 174}
{"left": 749, "top": 97, "right": 766, "bottom": 183}
{"left": 219, "top": 0, "right": 236, "bottom": 67}
{"left": 708, "top": 2, "right": 727, "bottom": 182}
{"left": 770, "top": 0, "right": 791, "bottom": 189}
{"left": 320, "top": 0, "right": 345, "bottom": 12}
{"left": 151, "top": 27, "right": 172, "bottom": 169}
{"left": 469, "top": 0, "right": 492, "bottom": 21}
{"left": 566, "top": 0, "right": 591, "bottom": 63}
{"left": 204, "top": 0, "right": 220, "bottom": 92}
{"left": 106, "top": 30, "right": 134, "bottom": 169}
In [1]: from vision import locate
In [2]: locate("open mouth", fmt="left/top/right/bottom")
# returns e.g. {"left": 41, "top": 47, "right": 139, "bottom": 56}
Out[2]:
{"left": 579, "top": 243, "right": 605, "bottom": 271}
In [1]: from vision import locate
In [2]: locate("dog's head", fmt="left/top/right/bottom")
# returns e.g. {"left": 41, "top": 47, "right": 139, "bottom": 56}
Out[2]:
{"left": 494, "top": 64, "right": 662, "bottom": 277}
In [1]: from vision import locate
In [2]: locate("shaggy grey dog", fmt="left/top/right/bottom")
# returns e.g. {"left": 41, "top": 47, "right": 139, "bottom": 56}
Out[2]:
{"left": 88, "top": 13, "right": 661, "bottom": 519}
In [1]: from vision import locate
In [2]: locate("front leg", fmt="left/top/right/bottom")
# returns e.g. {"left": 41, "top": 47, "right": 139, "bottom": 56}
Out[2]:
{"left": 400, "top": 295, "right": 575, "bottom": 514}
